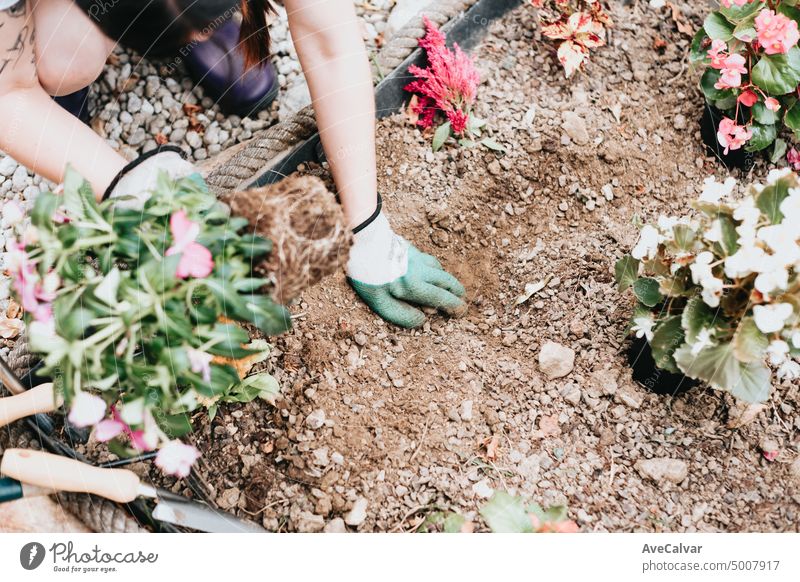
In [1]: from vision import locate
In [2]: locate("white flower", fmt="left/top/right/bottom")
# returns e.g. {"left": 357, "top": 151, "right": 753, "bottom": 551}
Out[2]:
{"left": 766, "top": 340, "right": 790, "bottom": 365}
{"left": 724, "top": 245, "right": 766, "bottom": 279}
{"left": 68, "top": 392, "right": 107, "bottom": 428}
{"left": 792, "top": 330, "right": 800, "bottom": 349}
{"left": 1, "top": 200, "right": 24, "bottom": 228}
{"left": 704, "top": 219, "right": 723, "bottom": 243}
{"left": 753, "top": 303, "right": 794, "bottom": 334}
{"left": 155, "top": 440, "right": 200, "bottom": 478}
{"left": 631, "top": 225, "right": 660, "bottom": 260}
{"left": 689, "top": 251, "right": 714, "bottom": 284}
{"left": 187, "top": 348, "right": 213, "bottom": 383}
{"left": 777, "top": 359, "right": 800, "bottom": 380}
{"left": 780, "top": 191, "right": 800, "bottom": 227}
{"left": 766, "top": 167, "right": 793, "bottom": 184}
{"left": 119, "top": 398, "right": 145, "bottom": 426}
{"left": 700, "top": 276, "right": 724, "bottom": 308}
{"left": 733, "top": 196, "right": 760, "bottom": 225}
{"left": 699, "top": 176, "right": 736, "bottom": 203}
{"left": 691, "top": 327, "right": 716, "bottom": 355}
{"left": 757, "top": 224, "right": 800, "bottom": 266}
{"left": 657, "top": 216, "right": 679, "bottom": 234}
{"left": 754, "top": 266, "right": 789, "bottom": 298}
{"left": 632, "top": 314, "right": 656, "bottom": 342}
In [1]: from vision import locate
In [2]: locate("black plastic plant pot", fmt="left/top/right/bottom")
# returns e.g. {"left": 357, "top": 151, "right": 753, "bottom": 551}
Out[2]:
{"left": 700, "top": 105, "right": 755, "bottom": 171}
{"left": 626, "top": 336, "right": 697, "bottom": 396}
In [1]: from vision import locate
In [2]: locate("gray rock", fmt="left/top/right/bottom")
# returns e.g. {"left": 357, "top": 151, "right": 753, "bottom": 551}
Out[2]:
{"left": 344, "top": 497, "right": 368, "bottom": 526}
{"left": 385, "top": 0, "right": 431, "bottom": 41}
{"left": 460, "top": 400, "right": 473, "bottom": 421}
{"left": 560, "top": 383, "right": 581, "bottom": 405}
{"left": 217, "top": 487, "right": 241, "bottom": 509}
{"left": 312, "top": 447, "right": 330, "bottom": 466}
{"left": 635, "top": 458, "right": 688, "bottom": 484}
{"left": 11, "top": 166, "right": 29, "bottom": 190}
{"left": 561, "top": 111, "right": 590, "bottom": 145}
{"left": 127, "top": 94, "right": 142, "bottom": 114}
{"left": 673, "top": 114, "right": 687, "bottom": 130}
{"left": 0, "top": 156, "right": 17, "bottom": 177}
{"left": 324, "top": 517, "right": 347, "bottom": 533}
{"left": 279, "top": 82, "right": 311, "bottom": 121}
{"left": 305, "top": 408, "right": 326, "bottom": 429}
{"left": 185, "top": 130, "right": 203, "bottom": 149}
{"left": 538, "top": 341, "right": 575, "bottom": 380}
{"left": 294, "top": 511, "right": 325, "bottom": 533}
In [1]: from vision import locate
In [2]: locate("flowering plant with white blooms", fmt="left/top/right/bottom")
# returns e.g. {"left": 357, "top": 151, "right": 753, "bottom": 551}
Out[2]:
{"left": 3, "top": 168, "right": 289, "bottom": 477}
{"left": 616, "top": 169, "right": 800, "bottom": 402}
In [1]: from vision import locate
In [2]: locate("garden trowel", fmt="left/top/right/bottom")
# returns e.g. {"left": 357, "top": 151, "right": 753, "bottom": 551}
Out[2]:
{"left": 0, "top": 449, "right": 264, "bottom": 533}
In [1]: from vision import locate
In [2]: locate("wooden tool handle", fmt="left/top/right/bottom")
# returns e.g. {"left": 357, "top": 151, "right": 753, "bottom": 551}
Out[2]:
{"left": 0, "top": 449, "right": 141, "bottom": 503}
{"left": 0, "top": 383, "right": 62, "bottom": 428}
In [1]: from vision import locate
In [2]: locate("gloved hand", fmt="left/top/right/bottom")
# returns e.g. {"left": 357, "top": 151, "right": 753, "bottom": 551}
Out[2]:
{"left": 103, "top": 146, "right": 196, "bottom": 209}
{"left": 346, "top": 197, "right": 467, "bottom": 328}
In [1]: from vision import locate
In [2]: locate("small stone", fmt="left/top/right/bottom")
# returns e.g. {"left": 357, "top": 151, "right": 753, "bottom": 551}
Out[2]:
{"left": 460, "top": 400, "right": 473, "bottom": 422}
{"left": 488, "top": 160, "right": 502, "bottom": 175}
{"left": 561, "top": 111, "right": 590, "bottom": 145}
{"left": 11, "top": 166, "right": 29, "bottom": 190}
{"left": 354, "top": 332, "right": 368, "bottom": 346}
{"left": 312, "top": 447, "right": 330, "bottom": 466}
{"left": 295, "top": 511, "right": 325, "bottom": 533}
{"left": 538, "top": 341, "right": 575, "bottom": 380}
{"left": 186, "top": 130, "right": 203, "bottom": 149}
{"left": 217, "top": 487, "right": 240, "bottom": 509}
{"left": 0, "top": 156, "right": 16, "bottom": 177}
{"left": 305, "top": 409, "right": 326, "bottom": 429}
{"left": 615, "top": 385, "right": 643, "bottom": 409}
{"left": 324, "top": 517, "right": 347, "bottom": 533}
{"left": 590, "top": 368, "right": 618, "bottom": 396}
{"left": 635, "top": 458, "right": 688, "bottom": 484}
{"left": 344, "top": 497, "right": 368, "bottom": 526}
{"left": 127, "top": 94, "right": 142, "bottom": 113}
{"left": 790, "top": 457, "right": 800, "bottom": 482}
{"left": 560, "top": 383, "right": 581, "bottom": 406}
{"left": 673, "top": 114, "right": 687, "bottom": 130}
{"left": 472, "top": 479, "right": 494, "bottom": 498}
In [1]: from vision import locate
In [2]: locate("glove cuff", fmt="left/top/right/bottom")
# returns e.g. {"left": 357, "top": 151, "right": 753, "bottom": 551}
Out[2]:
{"left": 102, "top": 145, "right": 187, "bottom": 201}
{"left": 351, "top": 193, "right": 383, "bottom": 234}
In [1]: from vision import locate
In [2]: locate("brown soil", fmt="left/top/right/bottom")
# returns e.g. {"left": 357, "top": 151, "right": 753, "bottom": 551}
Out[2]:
{"left": 6, "top": 0, "right": 798, "bottom": 532}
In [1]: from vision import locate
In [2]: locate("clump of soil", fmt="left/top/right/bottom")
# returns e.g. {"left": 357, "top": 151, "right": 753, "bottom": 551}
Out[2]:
{"left": 8, "top": 0, "right": 797, "bottom": 533}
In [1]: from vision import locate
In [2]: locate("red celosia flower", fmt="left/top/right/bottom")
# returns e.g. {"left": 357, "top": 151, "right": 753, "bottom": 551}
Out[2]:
{"left": 404, "top": 16, "right": 480, "bottom": 136}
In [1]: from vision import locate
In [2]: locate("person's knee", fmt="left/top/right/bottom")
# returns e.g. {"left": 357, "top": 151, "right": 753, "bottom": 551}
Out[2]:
{"left": 36, "top": 39, "right": 107, "bottom": 96}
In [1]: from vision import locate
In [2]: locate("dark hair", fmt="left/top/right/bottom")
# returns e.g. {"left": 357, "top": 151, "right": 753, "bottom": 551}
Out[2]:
{"left": 75, "top": 0, "right": 272, "bottom": 68}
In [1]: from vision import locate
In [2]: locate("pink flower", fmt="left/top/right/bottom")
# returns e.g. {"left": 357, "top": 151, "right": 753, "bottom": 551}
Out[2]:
{"left": 68, "top": 392, "right": 107, "bottom": 428}
{"left": 187, "top": 347, "right": 213, "bottom": 383}
{"left": 714, "top": 54, "right": 747, "bottom": 89}
{"left": 765, "top": 97, "right": 781, "bottom": 111}
{"left": 755, "top": 9, "right": 800, "bottom": 55}
{"left": 737, "top": 89, "right": 758, "bottom": 107}
{"left": 717, "top": 117, "right": 752, "bottom": 154}
{"left": 94, "top": 418, "right": 126, "bottom": 442}
{"left": 404, "top": 16, "right": 480, "bottom": 136}
{"left": 787, "top": 147, "right": 800, "bottom": 170}
{"left": 708, "top": 39, "right": 728, "bottom": 69}
{"left": 7, "top": 241, "right": 55, "bottom": 323}
{"left": 721, "top": 0, "right": 755, "bottom": 7}
{"left": 165, "top": 210, "right": 214, "bottom": 279}
{"left": 762, "top": 449, "right": 779, "bottom": 462}
{"left": 541, "top": 10, "right": 607, "bottom": 78}
{"left": 155, "top": 440, "right": 200, "bottom": 478}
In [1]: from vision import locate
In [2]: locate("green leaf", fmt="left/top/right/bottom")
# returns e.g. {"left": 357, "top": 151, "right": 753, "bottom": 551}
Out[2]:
{"left": 784, "top": 99, "right": 800, "bottom": 131}
{"left": 732, "top": 317, "right": 769, "bottom": 363}
{"left": 752, "top": 101, "right": 780, "bottom": 125}
{"left": 239, "top": 372, "right": 281, "bottom": 405}
{"left": 756, "top": 175, "right": 791, "bottom": 223}
{"left": 720, "top": 1, "right": 762, "bottom": 22}
{"left": 681, "top": 296, "right": 719, "bottom": 344}
{"left": 690, "top": 28, "right": 710, "bottom": 66}
{"left": 633, "top": 278, "right": 663, "bottom": 307}
{"left": 31, "top": 191, "right": 59, "bottom": 231}
{"left": 717, "top": 214, "right": 739, "bottom": 256}
{"left": 432, "top": 121, "right": 451, "bottom": 152}
{"left": 771, "top": 138, "right": 789, "bottom": 163}
{"left": 750, "top": 50, "right": 800, "bottom": 96}
{"left": 155, "top": 413, "right": 193, "bottom": 438}
{"left": 614, "top": 256, "right": 640, "bottom": 292}
{"left": 93, "top": 267, "right": 121, "bottom": 306}
{"left": 744, "top": 122, "right": 777, "bottom": 152}
{"left": 675, "top": 344, "right": 771, "bottom": 402}
{"left": 442, "top": 513, "right": 467, "bottom": 533}
{"left": 700, "top": 69, "right": 732, "bottom": 102}
{"left": 480, "top": 138, "right": 506, "bottom": 152}
{"left": 703, "top": 12, "right": 734, "bottom": 41}
{"left": 650, "top": 316, "right": 684, "bottom": 374}
{"left": 479, "top": 492, "right": 534, "bottom": 533}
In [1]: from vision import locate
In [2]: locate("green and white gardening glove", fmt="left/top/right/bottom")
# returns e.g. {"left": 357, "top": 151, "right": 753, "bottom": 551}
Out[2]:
{"left": 103, "top": 146, "right": 197, "bottom": 209}
{"left": 346, "top": 196, "right": 467, "bottom": 328}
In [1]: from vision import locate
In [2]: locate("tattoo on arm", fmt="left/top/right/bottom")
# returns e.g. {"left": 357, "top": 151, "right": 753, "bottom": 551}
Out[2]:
{"left": 0, "top": 0, "right": 34, "bottom": 78}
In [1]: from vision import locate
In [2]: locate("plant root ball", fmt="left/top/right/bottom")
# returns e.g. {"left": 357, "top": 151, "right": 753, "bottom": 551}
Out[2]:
{"left": 221, "top": 175, "right": 352, "bottom": 304}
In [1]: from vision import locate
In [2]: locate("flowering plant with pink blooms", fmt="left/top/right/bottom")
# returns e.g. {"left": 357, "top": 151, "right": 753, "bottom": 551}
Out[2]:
{"left": 404, "top": 17, "right": 503, "bottom": 152}
{"left": 693, "top": 1, "right": 800, "bottom": 159}
{"left": 531, "top": 0, "right": 613, "bottom": 78}
{"left": 4, "top": 167, "right": 290, "bottom": 477}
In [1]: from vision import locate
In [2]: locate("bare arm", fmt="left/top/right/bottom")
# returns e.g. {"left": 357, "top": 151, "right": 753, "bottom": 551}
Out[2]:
{"left": 0, "top": 0, "right": 125, "bottom": 198}
{"left": 283, "top": 0, "right": 377, "bottom": 228}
